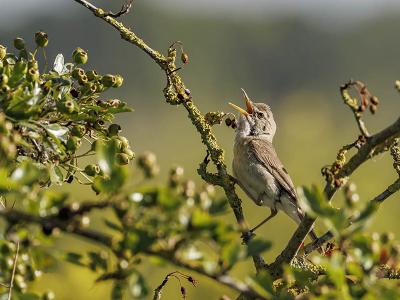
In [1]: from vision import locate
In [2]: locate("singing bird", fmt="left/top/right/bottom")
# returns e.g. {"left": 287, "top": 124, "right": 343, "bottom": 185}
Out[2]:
{"left": 229, "top": 89, "right": 318, "bottom": 241}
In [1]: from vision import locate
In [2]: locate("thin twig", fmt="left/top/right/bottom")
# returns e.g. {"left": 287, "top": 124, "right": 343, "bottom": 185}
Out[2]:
{"left": 7, "top": 241, "right": 19, "bottom": 300}
{"left": 104, "top": 0, "right": 133, "bottom": 18}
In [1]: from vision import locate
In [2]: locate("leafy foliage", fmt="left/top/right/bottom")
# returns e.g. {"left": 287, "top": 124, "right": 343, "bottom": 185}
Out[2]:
{"left": 0, "top": 21, "right": 399, "bottom": 300}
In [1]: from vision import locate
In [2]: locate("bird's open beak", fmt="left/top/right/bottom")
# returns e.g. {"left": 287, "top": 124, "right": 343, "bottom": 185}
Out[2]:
{"left": 241, "top": 88, "right": 254, "bottom": 114}
{"left": 228, "top": 88, "right": 254, "bottom": 116}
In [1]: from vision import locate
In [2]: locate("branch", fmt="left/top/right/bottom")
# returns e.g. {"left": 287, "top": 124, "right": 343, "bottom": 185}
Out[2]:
{"left": 269, "top": 116, "right": 400, "bottom": 277}
{"left": 72, "top": 0, "right": 266, "bottom": 271}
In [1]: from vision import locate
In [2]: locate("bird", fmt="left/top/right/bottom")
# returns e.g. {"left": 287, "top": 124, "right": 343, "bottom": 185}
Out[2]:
{"left": 229, "top": 89, "right": 319, "bottom": 243}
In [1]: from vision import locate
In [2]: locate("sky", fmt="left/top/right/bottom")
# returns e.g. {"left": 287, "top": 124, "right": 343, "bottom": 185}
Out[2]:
{"left": 2, "top": 0, "right": 400, "bottom": 28}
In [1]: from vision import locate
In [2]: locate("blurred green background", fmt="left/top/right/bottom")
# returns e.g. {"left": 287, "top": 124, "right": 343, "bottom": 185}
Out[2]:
{"left": 1, "top": 0, "right": 400, "bottom": 299}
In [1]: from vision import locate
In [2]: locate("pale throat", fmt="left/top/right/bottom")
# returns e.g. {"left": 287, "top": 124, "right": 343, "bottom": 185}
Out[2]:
{"left": 236, "top": 121, "right": 274, "bottom": 143}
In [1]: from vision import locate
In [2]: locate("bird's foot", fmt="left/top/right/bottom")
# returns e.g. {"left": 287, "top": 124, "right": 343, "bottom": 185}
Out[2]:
{"left": 241, "top": 230, "right": 256, "bottom": 244}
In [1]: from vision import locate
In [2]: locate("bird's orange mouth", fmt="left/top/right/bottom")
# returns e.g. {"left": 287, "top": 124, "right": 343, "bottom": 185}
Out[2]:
{"left": 228, "top": 88, "right": 254, "bottom": 115}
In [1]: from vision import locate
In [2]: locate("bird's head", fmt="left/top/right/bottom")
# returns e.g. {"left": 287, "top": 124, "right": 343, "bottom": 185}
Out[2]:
{"left": 229, "top": 89, "right": 276, "bottom": 141}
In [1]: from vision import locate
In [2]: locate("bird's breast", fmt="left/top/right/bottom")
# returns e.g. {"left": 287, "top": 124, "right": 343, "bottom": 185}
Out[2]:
{"left": 233, "top": 139, "right": 278, "bottom": 208}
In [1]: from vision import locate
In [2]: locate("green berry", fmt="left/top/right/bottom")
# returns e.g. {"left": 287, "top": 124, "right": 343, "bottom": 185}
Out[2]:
{"left": 101, "top": 74, "right": 116, "bottom": 88}
{"left": 71, "top": 68, "right": 85, "bottom": 80}
{"left": 84, "top": 164, "right": 98, "bottom": 177}
{"left": 123, "top": 148, "right": 135, "bottom": 159}
{"left": 113, "top": 74, "right": 123, "bottom": 88}
{"left": 116, "top": 153, "right": 130, "bottom": 165}
{"left": 13, "top": 37, "right": 25, "bottom": 50}
{"left": 117, "top": 136, "right": 129, "bottom": 148}
{"left": 72, "top": 47, "right": 88, "bottom": 64}
{"left": 78, "top": 74, "right": 88, "bottom": 85}
{"left": 0, "top": 45, "right": 6, "bottom": 60}
{"left": 57, "top": 100, "right": 77, "bottom": 114}
{"left": 108, "top": 124, "right": 121, "bottom": 137}
{"left": 26, "top": 68, "right": 39, "bottom": 82}
{"left": 34, "top": 31, "right": 49, "bottom": 48}
{"left": 86, "top": 70, "right": 98, "bottom": 81}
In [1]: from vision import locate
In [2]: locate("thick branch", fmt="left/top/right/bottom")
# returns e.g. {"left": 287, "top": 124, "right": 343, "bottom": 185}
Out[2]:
{"left": 269, "top": 117, "right": 400, "bottom": 277}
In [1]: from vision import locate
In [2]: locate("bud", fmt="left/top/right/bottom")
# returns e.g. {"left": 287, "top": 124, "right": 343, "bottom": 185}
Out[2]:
{"left": 370, "top": 96, "right": 379, "bottom": 105}
{"left": 57, "top": 100, "right": 77, "bottom": 114}
{"left": 72, "top": 47, "right": 88, "bottom": 64}
{"left": 34, "top": 31, "right": 49, "bottom": 48}
{"left": 71, "top": 68, "right": 85, "bottom": 80}
{"left": 369, "top": 104, "right": 377, "bottom": 114}
{"left": 86, "top": 70, "right": 98, "bottom": 81}
{"left": 108, "top": 99, "right": 121, "bottom": 107}
{"left": 181, "top": 52, "right": 189, "bottom": 64}
{"left": 26, "top": 68, "right": 39, "bottom": 82}
{"left": 78, "top": 74, "right": 88, "bottom": 85}
{"left": 13, "top": 37, "right": 25, "bottom": 50}
{"left": 0, "top": 45, "right": 6, "bottom": 60}
{"left": 116, "top": 153, "right": 130, "bottom": 165}
{"left": 225, "top": 117, "right": 232, "bottom": 127}
{"left": 123, "top": 148, "right": 135, "bottom": 159}
{"left": 101, "top": 74, "right": 116, "bottom": 88}
{"left": 108, "top": 123, "right": 121, "bottom": 137}
{"left": 117, "top": 136, "right": 129, "bottom": 148}
{"left": 113, "top": 74, "right": 124, "bottom": 88}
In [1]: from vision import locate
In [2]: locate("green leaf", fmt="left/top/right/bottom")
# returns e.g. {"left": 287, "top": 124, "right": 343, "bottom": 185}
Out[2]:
{"left": 96, "top": 140, "right": 118, "bottom": 176}
{"left": 299, "top": 185, "right": 335, "bottom": 217}
{"left": 49, "top": 165, "right": 63, "bottom": 185}
{"left": 191, "top": 209, "right": 214, "bottom": 229}
{"left": 245, "top": 270, "right": 273, "bottom": 298}
{"left": 221, "top": 241, "right": 242, "bottom": 267}
{"left": 0, "top": 168, "right": 18, "bottom": 192}
{"left": 246, "top": 238, "right": 272, "bottom": 257}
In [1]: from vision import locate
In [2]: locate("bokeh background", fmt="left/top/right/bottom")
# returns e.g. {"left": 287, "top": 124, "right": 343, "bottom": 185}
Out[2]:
{"left": 1, "top": 0, "right": 400, "bottom": 299}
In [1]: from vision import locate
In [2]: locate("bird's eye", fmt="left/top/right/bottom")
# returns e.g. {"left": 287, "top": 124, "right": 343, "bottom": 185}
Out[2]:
{"left": 256, "top": 112, "right": 264, "bottom": 119}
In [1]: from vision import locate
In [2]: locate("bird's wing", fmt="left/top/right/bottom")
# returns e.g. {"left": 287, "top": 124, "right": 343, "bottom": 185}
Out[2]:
{"left": 248, "top": 138, "right": 297, "bottom": 201}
